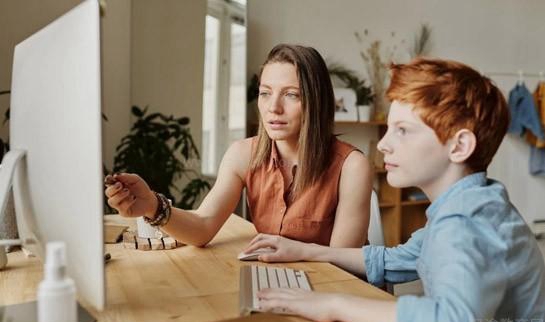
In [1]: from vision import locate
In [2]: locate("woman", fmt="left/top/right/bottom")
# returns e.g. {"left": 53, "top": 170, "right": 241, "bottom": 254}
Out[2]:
{"left": 105, "top": 44, "right": 372, "bottom": 248}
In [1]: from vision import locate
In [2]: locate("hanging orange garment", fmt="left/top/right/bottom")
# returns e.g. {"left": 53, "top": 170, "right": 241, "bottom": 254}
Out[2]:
{"left": 525, "top": 82, "right": 545, "bottom": 148}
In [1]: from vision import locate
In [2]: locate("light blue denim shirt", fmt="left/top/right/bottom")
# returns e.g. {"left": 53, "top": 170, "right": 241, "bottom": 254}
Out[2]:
{"left": 363, "top": 172, "right": 545, "bottom": 322}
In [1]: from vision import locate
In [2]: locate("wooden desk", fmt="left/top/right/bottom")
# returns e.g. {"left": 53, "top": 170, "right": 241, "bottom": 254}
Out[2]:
{"left": 0, "top": 215, "right": 393, "bottom": 321}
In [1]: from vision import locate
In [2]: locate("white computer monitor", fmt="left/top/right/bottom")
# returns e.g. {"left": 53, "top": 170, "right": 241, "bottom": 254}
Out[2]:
{"left": 1, "top": 0, "right": 105, "bottom": 311}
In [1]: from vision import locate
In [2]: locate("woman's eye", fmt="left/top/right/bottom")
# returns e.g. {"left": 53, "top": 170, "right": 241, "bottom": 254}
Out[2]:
{"left": 285, "top": 92, "right": 300, "bottom": 99}
{"left": 259, "top": 91, "right": 270, "bottom": 97}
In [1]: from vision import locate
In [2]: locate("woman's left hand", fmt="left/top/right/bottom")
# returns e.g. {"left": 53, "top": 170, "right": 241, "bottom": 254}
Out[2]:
{"left": 258, "top": 288, "right": 338, "bottom": 322}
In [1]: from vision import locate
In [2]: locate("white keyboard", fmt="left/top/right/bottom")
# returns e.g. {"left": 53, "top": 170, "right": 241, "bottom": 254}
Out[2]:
{"left": 239, "top": 265, "right": 312, "bottom": 316}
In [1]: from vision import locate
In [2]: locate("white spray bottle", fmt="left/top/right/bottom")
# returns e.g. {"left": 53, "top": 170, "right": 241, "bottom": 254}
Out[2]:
{"left": 37, "top": 241, "right": 77, "bottom": 322}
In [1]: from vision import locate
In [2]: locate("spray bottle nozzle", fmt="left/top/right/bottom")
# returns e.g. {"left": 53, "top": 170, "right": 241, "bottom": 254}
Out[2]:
{"left": 44, "top": 241, "right": 67, "bottom": 282}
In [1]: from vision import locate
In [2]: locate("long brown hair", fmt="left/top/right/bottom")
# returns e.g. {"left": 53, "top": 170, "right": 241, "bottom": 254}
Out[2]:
{"left": 250, "top": 44, "right": 335, "bottom": 199}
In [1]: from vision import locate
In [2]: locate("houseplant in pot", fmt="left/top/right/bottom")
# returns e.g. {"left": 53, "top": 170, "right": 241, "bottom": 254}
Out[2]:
{"left": 328, "top": 64, "right": 373, "bottom": 121}
{"left": 111, "top": 105, "right": 211, "bottom": 212}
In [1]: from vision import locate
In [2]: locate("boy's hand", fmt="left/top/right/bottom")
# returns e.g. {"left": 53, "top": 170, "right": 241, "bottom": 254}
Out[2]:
{"left": 258, "top": 288, "right": 337, "bottom": 321}
{"left": 104, "top": 173, "right": 157, "bottom": 218}
{"left": 243, "top": 234, "right": 309, "bottom": 262}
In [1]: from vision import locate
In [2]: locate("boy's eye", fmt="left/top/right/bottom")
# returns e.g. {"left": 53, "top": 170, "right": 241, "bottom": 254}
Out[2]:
{"left": 396, "top": 127, "right": 406, "bottom": 135}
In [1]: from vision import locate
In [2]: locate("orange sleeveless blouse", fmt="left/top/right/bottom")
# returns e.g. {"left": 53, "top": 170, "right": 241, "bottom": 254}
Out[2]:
{"left": 244, "top": 137, "right": 357, "bottom": 245}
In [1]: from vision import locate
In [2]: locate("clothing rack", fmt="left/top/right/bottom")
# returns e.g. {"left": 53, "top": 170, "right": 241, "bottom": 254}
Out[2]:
{"left": 483, "top": 70, "right": 545, "bottom": 82}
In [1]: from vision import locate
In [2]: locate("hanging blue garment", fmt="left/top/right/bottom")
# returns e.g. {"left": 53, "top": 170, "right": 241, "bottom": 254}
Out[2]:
{"left": 530, "top": 146, "right": 545, "bottom": 176}
{"left": 507, "top": 83, "right": 545, "bottom": 140}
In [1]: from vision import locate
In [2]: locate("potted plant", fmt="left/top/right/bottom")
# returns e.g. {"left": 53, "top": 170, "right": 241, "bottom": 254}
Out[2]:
{"left": 112, "top": 105, "right": 210, "bottom": 210}
{"left": 328, "top": 64, "right": 374, "bottom": 121}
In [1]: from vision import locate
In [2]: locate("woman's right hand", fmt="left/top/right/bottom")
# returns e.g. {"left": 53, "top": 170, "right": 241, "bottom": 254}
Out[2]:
{"left": 243, "top": 234, "right": 310, "bottom": 263}
{"left": 104, "top": 173, "right": 157, "bottom": 218}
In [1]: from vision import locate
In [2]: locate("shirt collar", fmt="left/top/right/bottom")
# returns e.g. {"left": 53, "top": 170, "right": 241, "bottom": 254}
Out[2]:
{"left": 426, "top": 172, "right": 487, "bottom": 220}
{"left": 267, "top": 140, "right": 280, "bottom": 171}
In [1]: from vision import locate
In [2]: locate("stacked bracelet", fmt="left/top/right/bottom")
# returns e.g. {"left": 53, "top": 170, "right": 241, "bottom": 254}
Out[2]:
{"left": 144, "top": 192, "right": 172, "bottom": 227}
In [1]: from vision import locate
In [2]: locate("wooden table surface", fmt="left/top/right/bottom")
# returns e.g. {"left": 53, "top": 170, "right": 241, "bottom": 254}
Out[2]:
{"left": 0, "top": 215, "right": 393, "bottom": 322}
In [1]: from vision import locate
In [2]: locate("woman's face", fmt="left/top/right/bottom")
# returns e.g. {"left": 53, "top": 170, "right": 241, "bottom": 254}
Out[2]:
{"left": 258, "top": 62, "right": 303, "bottom": 143}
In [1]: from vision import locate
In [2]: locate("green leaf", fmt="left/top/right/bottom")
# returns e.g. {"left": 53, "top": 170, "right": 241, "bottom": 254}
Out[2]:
{"left": 177, "top": 117, "right": 190, "bottom": 125}
{"left": 131, "top": 105, "right": 144, "bottom": 117}
{"left": 328, "top": 63, "right": 373, "bottom": 105}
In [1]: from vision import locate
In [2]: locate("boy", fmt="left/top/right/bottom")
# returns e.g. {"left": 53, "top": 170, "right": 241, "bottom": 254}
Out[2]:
{"left": 244, "top": 58, "right": 545, "bottom": 322}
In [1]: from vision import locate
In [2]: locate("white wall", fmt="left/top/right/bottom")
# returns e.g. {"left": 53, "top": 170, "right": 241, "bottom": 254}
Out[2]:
{"left": 131, "top": 0, "right": 205, "bottom": 148}
{"left": 101, "top": 0, "right": 132, "bottom": 171}
{"left": 0, "top": 0, "right": 132, "bottom": 171}
{"left": 247, "top": 0, "right": 545, "bottom": 223}
{"left": 131, "top": 0, "right": 206, "bottom": 196}
{"left": 0, "top": 0, "right": 81, "bottom": 142}
{"left": 0, "top": 0, "right": 206, "bottom": 184}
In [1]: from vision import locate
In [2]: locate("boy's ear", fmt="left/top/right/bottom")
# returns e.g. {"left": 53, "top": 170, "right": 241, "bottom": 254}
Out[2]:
{"left": 448, "top": 129, "right": 476, "bottom": 163}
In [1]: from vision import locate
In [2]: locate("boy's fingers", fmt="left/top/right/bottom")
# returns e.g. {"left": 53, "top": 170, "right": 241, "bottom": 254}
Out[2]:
{"left": 258, "top": 288, "right": 297, "bottom": 300}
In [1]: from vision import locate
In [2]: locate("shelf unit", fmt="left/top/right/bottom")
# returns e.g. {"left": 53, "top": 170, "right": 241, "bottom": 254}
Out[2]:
{"left": 336, "top": 120, "right": 429, "bottom": 247}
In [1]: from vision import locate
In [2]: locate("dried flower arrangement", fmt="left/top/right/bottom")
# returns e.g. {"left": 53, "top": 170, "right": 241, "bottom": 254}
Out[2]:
{"left": 355, "top": 30, "right": 397, "bottom": 121}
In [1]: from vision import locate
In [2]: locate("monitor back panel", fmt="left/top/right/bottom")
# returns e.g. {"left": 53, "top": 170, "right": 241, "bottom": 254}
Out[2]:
{"left": 10, "top": 0, "right": 104, "bottom": 311}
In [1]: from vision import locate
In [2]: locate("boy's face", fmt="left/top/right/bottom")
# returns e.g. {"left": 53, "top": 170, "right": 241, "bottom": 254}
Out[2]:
{"left": 377, "top": 100, "right": 451, "bottom": 191}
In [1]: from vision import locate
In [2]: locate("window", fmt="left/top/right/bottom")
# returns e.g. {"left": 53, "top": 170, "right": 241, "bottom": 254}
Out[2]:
{"left": 201, "top": 0, "right": 246, "bottom": 176}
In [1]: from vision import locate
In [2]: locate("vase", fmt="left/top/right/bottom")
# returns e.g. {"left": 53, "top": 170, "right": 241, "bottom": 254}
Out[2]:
{"left": 358, "top": 105, "right": 372, "bottom": 122}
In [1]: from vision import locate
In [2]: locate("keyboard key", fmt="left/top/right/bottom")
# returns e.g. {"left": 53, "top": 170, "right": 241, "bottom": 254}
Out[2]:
{"left": 267, "top": 267, "right": 280, "bottom": 288}
{"left": 295, "top": 270, "right": 312, "bottom": 290}
{"left": 285, "top": 268, "right": 299, "bottom": 288}
{"left": 277, "top": 267, "right": 289, "bottom": 288}
{"left": 257, "top": 265, "right": 269, "bottom": 290}
{"left": 251, "top": 265, "right": 259, "bottom": 308}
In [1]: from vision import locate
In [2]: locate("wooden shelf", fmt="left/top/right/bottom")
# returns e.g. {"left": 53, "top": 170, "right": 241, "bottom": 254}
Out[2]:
{"left": 379, "top": 202, "right": 396, "bottom": 208}
{"left": 401, "top": 200, "right": 430, "bottom": 206}
{"left": 380, "top": 199, "right": 429, "bottom": 207}
{"left": 335, "top": 120, "right": 387, "bottom": 126}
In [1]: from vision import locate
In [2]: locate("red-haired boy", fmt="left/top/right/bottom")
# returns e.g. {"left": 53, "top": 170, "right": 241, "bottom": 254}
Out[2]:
{"left": 245, "top": 58, "right": 545, "bottom": 322}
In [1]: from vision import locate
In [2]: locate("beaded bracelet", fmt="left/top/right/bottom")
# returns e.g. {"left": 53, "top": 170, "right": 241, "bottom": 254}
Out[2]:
{"left": 144, "top": 192, "right": 172, "bottom": 227}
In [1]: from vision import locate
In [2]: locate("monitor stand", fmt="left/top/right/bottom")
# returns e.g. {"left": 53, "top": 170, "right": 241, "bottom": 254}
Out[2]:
{"left": 0, "top": 150, "right": 34, "bottom": 261}
{"left": 0, "top": 150, "right": 25, "bottom": 232}
{"left": 0, "top": 150, "right": 27, "bottom": 271}
{"left": 0, "top": 149, "right": 96, "bottom": 321}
